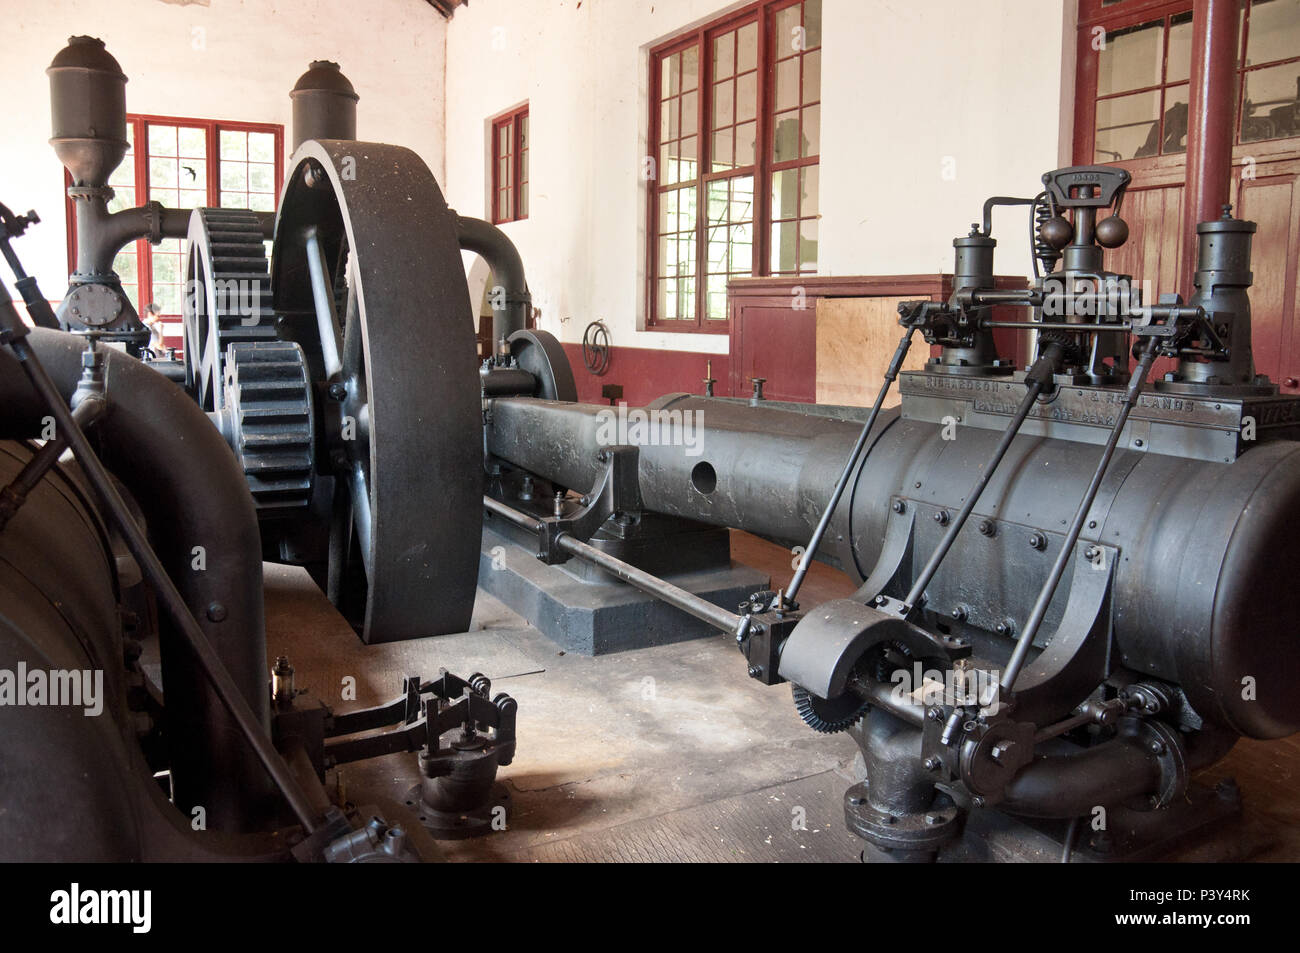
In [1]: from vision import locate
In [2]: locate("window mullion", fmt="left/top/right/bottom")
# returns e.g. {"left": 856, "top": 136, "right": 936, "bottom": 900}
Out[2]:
{"left": 694, "top": 30, "right": 707, "bottom": 328}
{"left": 756, "top": 3, "right": 771, "bottom": 278}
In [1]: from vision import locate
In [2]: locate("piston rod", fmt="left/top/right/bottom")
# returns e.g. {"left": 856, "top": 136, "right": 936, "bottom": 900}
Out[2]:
{"left": 484, "top": 494, "right": 749, "bottom": 639}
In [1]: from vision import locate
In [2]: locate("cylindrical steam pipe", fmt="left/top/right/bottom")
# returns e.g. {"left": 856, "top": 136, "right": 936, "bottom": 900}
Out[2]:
{"left": 1001, "top": 737, "right": 1162, "bottom": 819}
{"left": 457, "top": 215, "right": 532, "bottom": 361}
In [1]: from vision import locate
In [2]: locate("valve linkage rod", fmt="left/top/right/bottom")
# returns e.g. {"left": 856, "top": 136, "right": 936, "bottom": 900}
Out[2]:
{"left": 1000, "top": 343, "right": 1159, "bottom": 693}
{"left": 901, "top": 341, "right": 1068, "bottom": 610}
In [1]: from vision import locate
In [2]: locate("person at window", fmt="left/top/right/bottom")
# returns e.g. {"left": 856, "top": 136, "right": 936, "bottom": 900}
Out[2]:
{"left": 142, "top": 302, "right": 166, "bottom": 356}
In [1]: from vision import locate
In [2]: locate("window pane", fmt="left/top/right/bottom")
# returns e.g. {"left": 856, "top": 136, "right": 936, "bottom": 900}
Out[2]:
{"left": 1241, "top": 61, "right": 1300, "bottom": 140}
{"left": 249, "top": 163, "right": 275, "bottom": 192}
{"left": 775, "top": 58, "right": 799, "bottom": 111}
{"left": 803, "top": 49, "right": 822, "bottom": 104}
{"left": 682, "top": 45, "right": 699, "bottom": 91}
{"left": 662, "top": 52, "right": 681, "bottom": 98}
{"left": 799, "top": 218, "right": 818, "bottom": 271}
{"left": 148, "top": 125, "right": 176, "bottom": 157}
{"left": 773, "top": 110, "right": 800, "bottom": 161}
{"left": 249, "top": 132, "right": 276, "bottom": 163}
{"left": 677, "top": 234, "right": 697, "bottom": 276}
{"left": 738, "top": 22, "right": 758, "bottom": 72}
{"left": 678, "top": 135, "right": 698, "bottom": 180}
{"left": 737, "top": 72, "right": 758, "bottom": 122}
{"left": 179, "top": 188, "right": 206, "bottom": 209}
{"left": 713, "top": 32, "right": 735, "bottom": 79}
{"left": 659, "top": 278, "right": 679, "bottom": 319}
{"left": 772, "top": 167, "right": 800, "bottom": 219}
{"left": 802, "top": 104, "right": 821, "bottom": 157}
{"left": 712, "top": 129, "right": 734, "bottom": 171}
{"left": 706, "top": 225, "right": 728, "bottom": 273}
{"left": 107, "top": 187, "right": 135, "bottom": 214}
{"left": 1094, "top": 89, "right": 1160, "bottom": 161}
{"left": 707, "top": 180, "right": 729, "bottom": 226}
{"left": 804, "top": 0, "right": 822, "bottom": 49}
{"left": 772, "top": 220, "right": 798, "bottom": 272}
{"left": 249, "top": 192, "right": 276, "bottom": 212}
{"left": 149, "top": 157, "right": 178, "bottom": 188}
{"left": 1246, "top": 0, "right": 1300, "bottom": 67}
{"left": 801, "top": 166, "right": 819, "bottom": 218}
{"left": 682, "top": 90, "right": 698, "bottom": 134}
{"left": 659, "top": 189, "right": 678, "bottom": 235}
{"left": 713, "top": 79, "right": 734, "bottom": 128}
{"left": 1167, "top": 12, "right": 1194, "bottom": 83}
{"left": 220, "top": 191, "right": 249, "bottom": 208}
{"left": 114, "top": 248, "right": 137, "bottom": 282}
{"left": 730, "top": 222, "right": 753, "bottom": 273}
{"left": 707, "top": 274, "right": 728, "bottom": 321}
{"left": 220, "top": 129, "right": 247, "bottom": 160}
{"left": 731, "top": 175, "right": 754, "bottom": 223}
{"left": 679, "top": 184, "right": 698, "bottom": 229}
{"left": 109, "top": 124, "right": 135, "bottom": 192}
{"left": 735, "top": 121, "right": 757, "bottom": 166}
{"left": 661, "top": 99, "right": 678, "bottom": 141}
{"left": 178, "top": 159, "right": 205, "bottom": 191}
{"left": 221, "top": 162, "right": 247, "bottom": 191}
{"left": 1097, "top": 20, "right": 1163, "bottom": 96}
{"left": 660, "top": 149, "right": 675, "bottom": 187}
{"left": 1161, "top": 84, "right": 1190, "bottom": 154}
{"left": 679, "top": 277, "right": 696, "bottom": 321}
{"left": 774, "top": 4, "right": 801, "bottom": 59}
{"left": 178, "top": 127, "right": 206, "bottom": 157}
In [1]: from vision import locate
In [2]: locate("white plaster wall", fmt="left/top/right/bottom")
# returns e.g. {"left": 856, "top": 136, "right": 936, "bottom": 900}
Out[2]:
{"left": 0, "top": 0, "right": 447, "bottom": 299}
{"left": 446, "top": 0, "right": 1077, "bottom": 355}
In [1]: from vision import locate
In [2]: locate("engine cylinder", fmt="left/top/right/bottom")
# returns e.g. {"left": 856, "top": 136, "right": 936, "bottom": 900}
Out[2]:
{"left": 488, "top": 393, "right": 1300, "bottom": 738}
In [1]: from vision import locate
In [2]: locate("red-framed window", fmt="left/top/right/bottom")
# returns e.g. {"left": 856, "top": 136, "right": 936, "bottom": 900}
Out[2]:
{"left": 648, "top": 0, "right": 821, "bottom": 331}
{"left": 66, "top": 113, "right": 283, "bottom": 348}
{"left": 1076, "top": 0, "right": 1300, "bottom": 164}
{"left": 491, "top": 104, "right": 529, "bottom": 224}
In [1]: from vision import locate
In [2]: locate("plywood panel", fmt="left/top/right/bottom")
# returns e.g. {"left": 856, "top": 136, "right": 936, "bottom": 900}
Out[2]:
{"left": 816, "top": 296, "right": 930, "bottom": 406}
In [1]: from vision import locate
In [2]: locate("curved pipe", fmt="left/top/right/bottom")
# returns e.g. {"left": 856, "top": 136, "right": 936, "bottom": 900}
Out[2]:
{"left": 0, "top": 328, "right": 271, "bottom": 830}
{"left": 72, "top": 199, "right": 273, "bottom": 278}
{"left": 1001, "top": 737, "right": 1161, "bottom": 819}
{"left": 456, "top": 214, "right": 531, "bottom": 358}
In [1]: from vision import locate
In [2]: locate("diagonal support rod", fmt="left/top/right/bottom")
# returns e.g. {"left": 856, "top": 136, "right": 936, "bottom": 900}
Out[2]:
{"left": 903, "top": 341, "right": 1067, "bottom": 609}
{"left": 1001, "top": 343, "right": 1159, "bottom": 693}
{"left": 785, "top": 327, "right": 918, "bottom": 606}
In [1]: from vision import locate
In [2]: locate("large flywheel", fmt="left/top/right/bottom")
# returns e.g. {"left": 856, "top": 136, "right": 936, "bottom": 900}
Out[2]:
{"left": 270, "top": 140, "right": 484, "bottom": 643}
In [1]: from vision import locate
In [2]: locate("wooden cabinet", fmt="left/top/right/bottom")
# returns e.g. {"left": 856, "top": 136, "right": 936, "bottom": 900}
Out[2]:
{"left": 727, "top": 275, "right": 1030, "bottom": 406}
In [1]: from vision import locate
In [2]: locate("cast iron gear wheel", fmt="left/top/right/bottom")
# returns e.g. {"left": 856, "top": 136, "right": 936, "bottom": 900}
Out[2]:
{"left": 183, "top": 207, "right": 277, "bottom": 412}
{"left": 792, "top": 683, "right": 870, "bottom": 734}
{"left": 222, "top": 340, "right": 314, "bottom": 513}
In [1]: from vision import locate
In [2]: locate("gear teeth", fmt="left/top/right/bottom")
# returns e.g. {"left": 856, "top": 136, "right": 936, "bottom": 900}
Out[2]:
{"left": 792, "top": 684, "right": 870, "bottom": 734}
{"left": 224, "top": 341, "right": 314, "bottom": 512}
